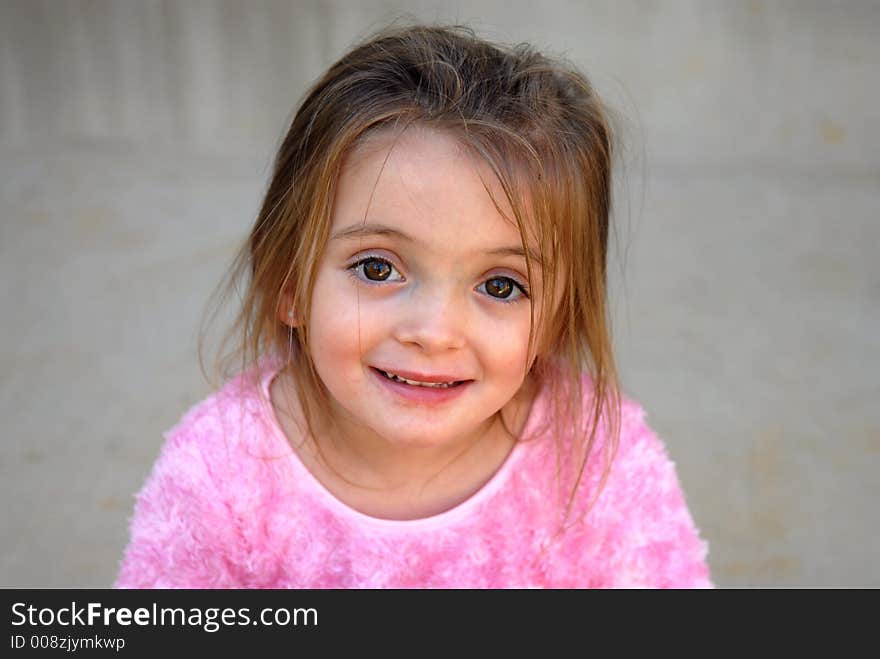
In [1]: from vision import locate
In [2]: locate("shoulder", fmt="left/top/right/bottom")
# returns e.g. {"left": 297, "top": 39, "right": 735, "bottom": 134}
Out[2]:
{"left": 535, "top": 374, "right": 713, "bottom": 588}
{"left": 566, "top": 379, "right": 687, "bottom": 518}
{"left": 594, "top": 394, "right": 713, "bottom": 587}
{"left": 581, "top": 386, "right": 691, "bottom": 526}
{"left": 114, "top": 360, "right": 283, "bottom": 588}
{"left": 528, "top": 369, "right": 668, "bottom": 482}
{"left": 606, "top": 396, "right": 680, "bottom": 501}
{"left": 143, "top": 360, "right": 291, "bottom": 517}
{"left": 569, "top": 370, "right": 683, "bottom": 492}
{"left": 160, "top": 360, "right": 280, "bottom": 464}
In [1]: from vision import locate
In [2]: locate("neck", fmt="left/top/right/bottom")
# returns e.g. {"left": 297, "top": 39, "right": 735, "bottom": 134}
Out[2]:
{"left": 321, "top": 409, "right": 508, "bottom": 492}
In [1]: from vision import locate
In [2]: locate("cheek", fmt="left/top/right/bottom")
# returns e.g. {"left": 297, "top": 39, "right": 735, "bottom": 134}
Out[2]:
{"left": 473, "top": 310, "right": 533, "bottom": 375}
{"left": 309, "top": 272, "right": 357, "bottom": 367}
{"left": 308, "top": 273, "right": 384, "bottom": 367}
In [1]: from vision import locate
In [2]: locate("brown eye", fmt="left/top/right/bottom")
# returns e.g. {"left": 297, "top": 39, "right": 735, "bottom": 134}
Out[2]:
{"left": 479, "top": 276, "right": 528, "bottom": 303}
{"left": 363, "top": 258, "right": 392, "bottom": 281}
{"left": 350, "top": 257, "right": 402, "bottom": 283}
{"left": 485, "top": 277, "right": 513, "bottom": 298}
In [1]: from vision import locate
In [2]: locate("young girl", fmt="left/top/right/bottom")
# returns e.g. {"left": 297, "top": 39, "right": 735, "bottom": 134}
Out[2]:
{"left": 115, "top": 24, "right": 712, "bottom": 588}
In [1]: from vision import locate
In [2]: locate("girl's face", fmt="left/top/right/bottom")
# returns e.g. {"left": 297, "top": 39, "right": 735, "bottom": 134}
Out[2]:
{"left": 306, "top": 127, "right": 545, "bottom": 452}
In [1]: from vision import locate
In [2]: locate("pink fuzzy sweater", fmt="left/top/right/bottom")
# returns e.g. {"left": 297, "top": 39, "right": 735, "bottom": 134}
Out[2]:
{"left": 115, "top": 360, "right": 712, "bottom": 588}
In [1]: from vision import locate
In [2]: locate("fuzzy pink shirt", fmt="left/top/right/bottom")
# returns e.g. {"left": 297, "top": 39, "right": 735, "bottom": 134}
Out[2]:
{"left": 115, "top": 360, "right": 712, "bottom": 588}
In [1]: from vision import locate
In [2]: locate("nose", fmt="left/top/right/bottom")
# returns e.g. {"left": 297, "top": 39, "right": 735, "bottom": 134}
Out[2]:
{"left": 392, "top": 282, "right": 467, "bottom": 353}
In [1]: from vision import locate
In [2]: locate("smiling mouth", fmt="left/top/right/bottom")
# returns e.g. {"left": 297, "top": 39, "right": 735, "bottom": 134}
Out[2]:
{"left": 374, "top": 368, "right": 467, "bottom": 389}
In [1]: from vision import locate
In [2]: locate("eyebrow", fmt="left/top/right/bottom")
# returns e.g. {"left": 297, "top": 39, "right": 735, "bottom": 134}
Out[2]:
{"left": 330, "top": 222, "right": 543, "bottom": 267}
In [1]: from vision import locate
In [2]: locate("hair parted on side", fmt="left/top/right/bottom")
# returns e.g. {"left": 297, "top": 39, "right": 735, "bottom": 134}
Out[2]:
{"left": 199, "top": 23, "right": 622, "bottom": 531}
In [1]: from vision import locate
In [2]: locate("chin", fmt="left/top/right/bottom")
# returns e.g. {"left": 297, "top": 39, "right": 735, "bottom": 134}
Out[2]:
{"left": 378, "top": 428, "right": 461, "bottom": 449}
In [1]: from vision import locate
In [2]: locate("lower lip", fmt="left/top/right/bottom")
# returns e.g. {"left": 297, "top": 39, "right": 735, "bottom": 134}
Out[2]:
{"left": 370, "top": 367, "right": 472, "bottom": 405}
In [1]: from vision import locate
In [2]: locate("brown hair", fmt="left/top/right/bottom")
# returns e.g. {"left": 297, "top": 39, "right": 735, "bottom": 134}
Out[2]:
{"left": 200, "top": 23, "right": 621, "bottom": 530}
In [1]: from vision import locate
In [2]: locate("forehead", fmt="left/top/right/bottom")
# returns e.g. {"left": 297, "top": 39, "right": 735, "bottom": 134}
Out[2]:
{"left": 331, "top": 126, "right": 539, "bottom": 261}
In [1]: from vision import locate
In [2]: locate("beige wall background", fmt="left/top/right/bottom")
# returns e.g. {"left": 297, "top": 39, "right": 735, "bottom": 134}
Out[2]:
{"left": 1, "top": 0, "right": 877, "bottom": 587}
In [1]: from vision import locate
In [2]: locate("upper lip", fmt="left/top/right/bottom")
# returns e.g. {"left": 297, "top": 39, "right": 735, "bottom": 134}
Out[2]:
{"left": 373, "top": 366, "right": 470, "bottom": 383}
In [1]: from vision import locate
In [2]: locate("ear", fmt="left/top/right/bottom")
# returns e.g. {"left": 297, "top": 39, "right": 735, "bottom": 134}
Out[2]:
{"left": 278, "top": 293, "right": 300, "bottom": 328}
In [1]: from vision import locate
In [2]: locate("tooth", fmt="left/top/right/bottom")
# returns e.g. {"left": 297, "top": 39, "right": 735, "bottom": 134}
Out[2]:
{"left": 381, "top": 369, "right": 457, "bottom": 388}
